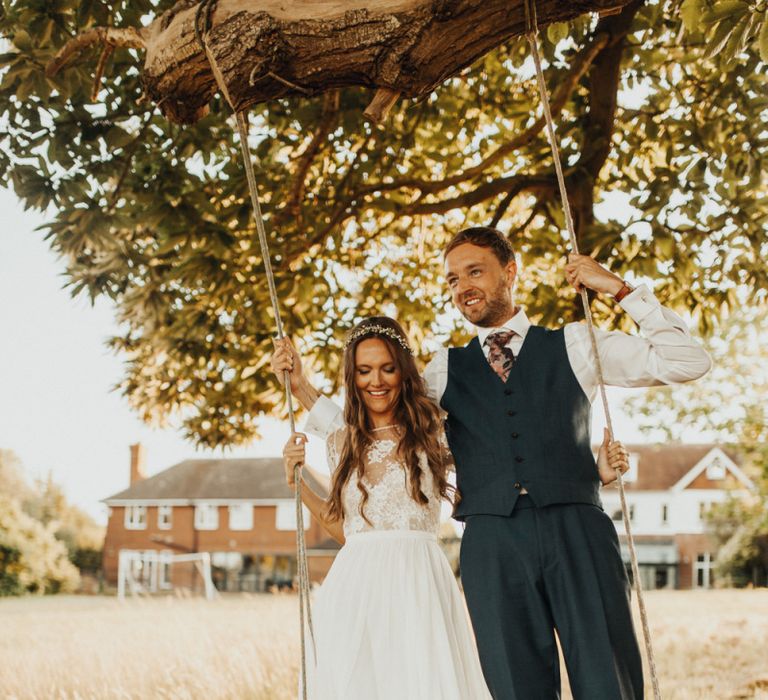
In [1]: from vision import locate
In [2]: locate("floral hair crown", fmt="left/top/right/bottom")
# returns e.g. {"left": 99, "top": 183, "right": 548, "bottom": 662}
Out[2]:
{"left": 343, "top": 324, "right": 413, "bottom": 355}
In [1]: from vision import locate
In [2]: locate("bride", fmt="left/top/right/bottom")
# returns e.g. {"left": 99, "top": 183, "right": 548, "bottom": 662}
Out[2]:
{"left": 275, "top": 316, "right": 624, "bottom": 699}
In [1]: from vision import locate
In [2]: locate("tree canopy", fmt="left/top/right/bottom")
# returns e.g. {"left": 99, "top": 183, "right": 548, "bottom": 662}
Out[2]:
{"left": 1, "top": 0, "right": 766, "bottom": 446}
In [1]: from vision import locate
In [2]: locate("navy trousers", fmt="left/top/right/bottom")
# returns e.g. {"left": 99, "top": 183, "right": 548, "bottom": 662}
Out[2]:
{"left": 460, "top": 496, "right": 644, "bottom": 700}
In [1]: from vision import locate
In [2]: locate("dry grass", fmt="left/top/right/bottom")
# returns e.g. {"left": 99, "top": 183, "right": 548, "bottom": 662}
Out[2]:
{"left": 0, "top": 589, "right": 766, "bottom": 699}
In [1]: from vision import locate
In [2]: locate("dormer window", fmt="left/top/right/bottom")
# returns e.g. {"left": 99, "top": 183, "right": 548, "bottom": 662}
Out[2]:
{"left": 706, "top": 455, "right": 726, "bottom": 481}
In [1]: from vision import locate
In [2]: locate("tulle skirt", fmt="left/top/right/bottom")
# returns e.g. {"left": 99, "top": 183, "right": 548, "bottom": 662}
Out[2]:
{"left": 304, "top": 529, "right": 491, "bottom": 700}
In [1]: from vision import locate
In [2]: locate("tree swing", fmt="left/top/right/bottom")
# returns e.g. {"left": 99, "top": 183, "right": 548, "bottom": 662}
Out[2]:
{"left": 48, "top": 1, "right": 661, "bottom": 697}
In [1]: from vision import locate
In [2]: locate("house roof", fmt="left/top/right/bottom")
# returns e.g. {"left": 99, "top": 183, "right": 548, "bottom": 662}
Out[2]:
{"left": 601, "top": 444, "right": 743, "bottom": 492}
{"left": 103, "top": 458, "right": 312, "bottom": 503}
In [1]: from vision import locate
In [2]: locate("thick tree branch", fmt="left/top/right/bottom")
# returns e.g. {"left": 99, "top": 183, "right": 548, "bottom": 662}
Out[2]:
{"left": 282, "top": 90, "right": 340, "bottom": 222}
{"left": 46, "top": 26, "right": 146, "bottom": 78}
{"left": 566, "top": 0, "right": 645, "bottom": 240}
{"left": 46, "top": 0, "right": 632, "bottom": 124}
{"left": 357, "top": 32, "right": 611, "bottom": 198}
{"left": 404, "top": 173, "right": 555, "bottom": 216}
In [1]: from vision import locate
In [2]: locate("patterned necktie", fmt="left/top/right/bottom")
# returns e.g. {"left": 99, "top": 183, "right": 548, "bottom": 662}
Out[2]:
{"left": 485, "top": 330, "right": 516, "bottom": 382}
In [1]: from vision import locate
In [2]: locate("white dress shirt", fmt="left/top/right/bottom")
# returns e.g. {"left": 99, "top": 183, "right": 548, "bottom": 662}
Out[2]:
{"left": 305, "top": 284, "right": 712, "bottom": 439}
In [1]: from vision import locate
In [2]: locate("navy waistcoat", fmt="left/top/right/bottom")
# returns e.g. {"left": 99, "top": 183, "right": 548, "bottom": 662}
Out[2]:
{"left": 442, "top": 325, "right": 601, "bottom": 519}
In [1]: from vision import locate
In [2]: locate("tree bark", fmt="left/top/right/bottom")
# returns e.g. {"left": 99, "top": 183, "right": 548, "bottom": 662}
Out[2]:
{"left": 49, "top": 0, "right": 632, "bottom": 125}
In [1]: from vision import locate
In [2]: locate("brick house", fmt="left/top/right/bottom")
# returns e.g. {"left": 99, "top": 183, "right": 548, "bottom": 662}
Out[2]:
{"left": 600, "top": 444, "right": 754, "bottom": 590}
{"left": 102, "top": 444, "right": 339, "bottom": 593}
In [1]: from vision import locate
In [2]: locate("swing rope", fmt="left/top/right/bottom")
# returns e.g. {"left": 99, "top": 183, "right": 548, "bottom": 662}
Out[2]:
{"left": 195, "top": 1, "right": 659, "bottom": 696}
{"left": 234, "top": 111, "right": 316, "bottom": 699}
{"left": 194, "top": 6, "right": 315, "bottom": 698}
{"left": 523, "top": 2, "right": 661, "bottom": 698}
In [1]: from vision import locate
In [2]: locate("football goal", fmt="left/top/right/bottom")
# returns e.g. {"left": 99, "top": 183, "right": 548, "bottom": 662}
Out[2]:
{"left": 117, "top": 549, "right": 217, "bottom": 600}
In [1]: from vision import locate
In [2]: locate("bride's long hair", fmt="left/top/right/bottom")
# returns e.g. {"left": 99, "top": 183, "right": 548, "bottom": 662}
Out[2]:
{"left": 325, "top": 317, "right": 454, "bottom": 525}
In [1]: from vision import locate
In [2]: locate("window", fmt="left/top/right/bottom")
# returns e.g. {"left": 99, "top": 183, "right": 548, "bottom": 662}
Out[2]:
{"left": 706, "top": 455, "right": 726, "bottom": 481}
{"left": 611, "top": 505, "right": 634, "bottom": 522}
{"left": 695, "top": 553, "right": 714, "bottom": 589}
{"left": 228, "top": 504, "right": 253, "bottom": 531}
{"left": 157, "top": 505, "right": 172, "bottom": 530}
{"left": 654, "top": 568, "right": 669, "bottom": 589}
{"left": 159, "top": 551, "right": 172, "bottom": 589}
{"left": 275, "top": 502, "right": 311, "bottom": 531}
{"left": 699, "top": 502, "right": 709, "bottom": 521}
{"left": 195, "top": 504, "right": 219, "bottom": 530}
{"left": 661, "top": 504, "right": 669, "bottom": 524}
{"left": 125, "top": 505, "right": 147, "bottom": 530}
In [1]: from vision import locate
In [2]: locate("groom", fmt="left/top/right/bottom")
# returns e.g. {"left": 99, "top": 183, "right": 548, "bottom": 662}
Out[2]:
{"left": 273, "top": 226, "right": 711, "bottom": 699}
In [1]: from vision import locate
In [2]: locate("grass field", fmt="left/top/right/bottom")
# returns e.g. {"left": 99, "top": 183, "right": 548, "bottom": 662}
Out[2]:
{"left": 1, "top": 589, "right": 766, "bottom": 699}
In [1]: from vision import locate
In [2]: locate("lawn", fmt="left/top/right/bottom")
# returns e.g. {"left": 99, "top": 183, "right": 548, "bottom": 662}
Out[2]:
{"left": 1, "top": 589, "right": 766, "bottom": 699}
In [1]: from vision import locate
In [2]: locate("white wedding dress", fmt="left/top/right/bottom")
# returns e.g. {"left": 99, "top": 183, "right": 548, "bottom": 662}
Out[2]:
{"left": 305, "top": 426, "right": 491, "bottom": 700}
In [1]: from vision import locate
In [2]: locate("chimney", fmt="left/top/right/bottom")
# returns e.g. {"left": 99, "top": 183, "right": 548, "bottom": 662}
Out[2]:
{"left": 130, "top": 443, "right": 147, "bottom": 485}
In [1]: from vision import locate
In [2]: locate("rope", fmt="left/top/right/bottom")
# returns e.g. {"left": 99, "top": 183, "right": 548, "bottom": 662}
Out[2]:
{"left": 522, "top": 3, "right": 661, "bottom": 698}
{"left": 193, "top": 7, "right": 315, "bottom": 698}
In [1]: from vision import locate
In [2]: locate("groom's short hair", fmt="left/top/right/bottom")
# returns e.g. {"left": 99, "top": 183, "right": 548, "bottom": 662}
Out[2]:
{"left": 444, "top": 226, "right": 516, "bottom": 266}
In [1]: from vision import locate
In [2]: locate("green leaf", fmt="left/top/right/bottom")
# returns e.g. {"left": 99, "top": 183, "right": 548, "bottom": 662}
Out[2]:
{"left": 546, "top": 22, "right": 570, "bottom": 45}
{"left": 680, "top": 0, "right": 704, "bottom": 33}
{"left": 759, "top": 16, "right": 768, "bottom": 63}
{"left": 700, "top": 1, "right": 749, "bottom": 25}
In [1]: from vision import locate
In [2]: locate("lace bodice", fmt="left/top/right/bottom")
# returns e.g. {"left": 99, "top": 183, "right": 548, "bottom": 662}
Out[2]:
{"left": 326, "top": 427, "right": 452, "bottom": 538}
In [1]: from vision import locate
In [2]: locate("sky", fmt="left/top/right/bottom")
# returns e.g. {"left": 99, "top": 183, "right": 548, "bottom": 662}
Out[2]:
{"left": 0, "top": 186, "right": 678, "bottom": 525}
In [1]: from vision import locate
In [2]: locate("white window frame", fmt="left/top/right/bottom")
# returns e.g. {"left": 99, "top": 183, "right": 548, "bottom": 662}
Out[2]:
{"left": 194, "top": 504, "right": 219, "bottom": 530}
{"left": 275, "top": 501, "right": 311, "bottom": 531}
{"left": 157, "top": 505, "right": 173, "bottom": 530}
{"left": 695, "top": 552, "right": 714, "bottom": 589}
{"left": 706, "top": 457, "right": 726, "bottom": 481}
{"left": 124, "top": 505, "right": 147, "bottom": 530}
{"left": 159, "top": 551, "right": 173, "bottom": 589}
{"left": 228, "top": 504, "right": 253, "bottom": 531}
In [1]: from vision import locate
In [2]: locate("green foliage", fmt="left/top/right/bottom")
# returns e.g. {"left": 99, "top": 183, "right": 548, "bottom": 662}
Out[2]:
{"left": 1, "top": 1, "right": 766, "bottom": 446}
{"left": 0, "top": 494, "right": 80, "bottom": 595}
{"left": 0, "top": 543, "right": 25, "bottom": 596}
{"left": 0, "top": 451, "right": 104, "bottom": 592}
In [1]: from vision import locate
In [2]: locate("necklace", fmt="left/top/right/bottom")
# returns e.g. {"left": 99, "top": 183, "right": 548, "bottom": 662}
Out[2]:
{"left": 371, "top": 424, "right": 398, "bottom": 432}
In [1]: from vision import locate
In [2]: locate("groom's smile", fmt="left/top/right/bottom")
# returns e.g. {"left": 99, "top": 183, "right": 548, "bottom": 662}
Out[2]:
{"left": 445, "top": 242, "right": 517, "bottom": 328}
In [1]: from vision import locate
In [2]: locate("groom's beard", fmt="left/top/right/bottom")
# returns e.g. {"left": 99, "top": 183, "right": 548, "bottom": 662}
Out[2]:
{"left": 462, "top": 278, "right": 515, "bottom": 328}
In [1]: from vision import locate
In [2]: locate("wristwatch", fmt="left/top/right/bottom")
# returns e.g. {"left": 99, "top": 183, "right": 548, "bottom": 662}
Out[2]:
{"left": 614, "top": 281, "right": 634, "bottom": 303}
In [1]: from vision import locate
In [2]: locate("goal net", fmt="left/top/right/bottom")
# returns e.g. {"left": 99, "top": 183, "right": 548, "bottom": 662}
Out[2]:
{"left": 117, "top": 550, "right": 217, "bottom": 600}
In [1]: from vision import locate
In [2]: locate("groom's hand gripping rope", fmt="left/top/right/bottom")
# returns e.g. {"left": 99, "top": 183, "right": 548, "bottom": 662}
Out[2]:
{"left": 565, "top": 254, "right": 626, "bottom": 297}
{"left": 597, "top": 428, "right": 630, "bottom": 486}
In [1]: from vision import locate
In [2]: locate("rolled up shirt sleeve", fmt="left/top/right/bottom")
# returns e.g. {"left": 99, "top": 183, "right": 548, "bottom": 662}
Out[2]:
{"left": 423, "top": 347, "right": 449, "bottom": 407}
{"left": 303, "top": 395, "right": 345, "bottom": 440}
{"left": 566, "top": 284, "right": 713, "bottom": 400}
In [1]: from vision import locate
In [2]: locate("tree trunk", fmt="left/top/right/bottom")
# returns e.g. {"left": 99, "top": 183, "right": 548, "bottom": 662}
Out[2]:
{"left": 50, "top": 0, "right": 632, "bottom": 125}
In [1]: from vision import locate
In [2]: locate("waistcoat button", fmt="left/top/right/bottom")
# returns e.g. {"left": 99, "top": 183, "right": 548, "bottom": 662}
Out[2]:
{"left": 504, "top": 389, "right": 513, "bottom": 396}
{"left": 511, "top": 432, "right": 519, "bottom": 439}
{"left": 507, "top": 410, "right": 516, "bottom": 417}
{"left": 515, "top": 456, "right": 524, "bottom": 463}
